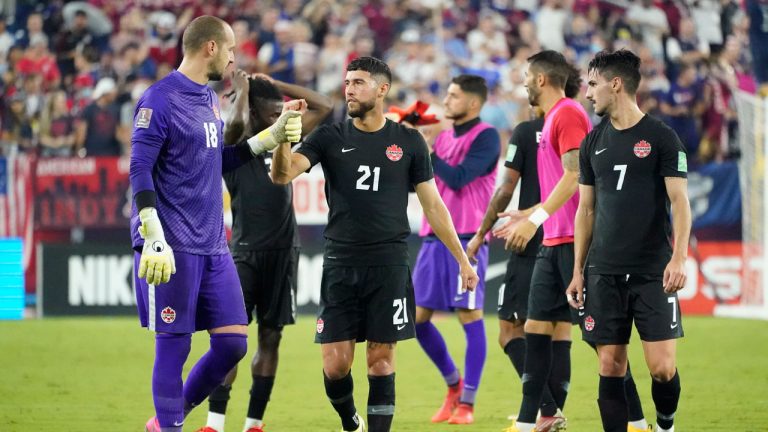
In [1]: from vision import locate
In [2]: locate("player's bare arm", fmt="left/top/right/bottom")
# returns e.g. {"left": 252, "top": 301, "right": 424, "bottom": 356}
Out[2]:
{"left": 663, "top": 177, "right": 691, "bottom": 293}
{"left": 223, "top": 69, "right": 251, "bottom": 145}
{"left": 566, "top": 184, "right": 595, "bottom": 309}
{"left": 467, "top": 167, "right": 521, "bottom": 261}
{"left": 415, "top": 180, "right": 479, "bottom": 291}
{"left": 500, "top": 149, "right": 579, "bottom": 253}
{"left": 270, "top": 139, "right": 311, "bottom": 184}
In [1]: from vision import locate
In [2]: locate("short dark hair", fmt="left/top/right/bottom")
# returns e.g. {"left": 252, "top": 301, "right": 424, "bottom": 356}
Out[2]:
{"left": 564, "top": 64, "right": 583, "bottom": 99}
{"left": 587, "top": 49, "right": 642, "bottom": 95}
{"left": 346, "top": 56, "right": 392, "bottom": 85}
{"left": 527, "top": 50, "right": 571, "bottom": 90}
{"left": 451, "top": 74, "right": 488, "bottom": 102}
{"left": 182, "top": 15, "right": 228, "bottom": 54}
{"left": 74, "top": 10, "right": 88, "bottom": 18}
{"left": 248, "top": 77, "right": 283, "bottom": 104}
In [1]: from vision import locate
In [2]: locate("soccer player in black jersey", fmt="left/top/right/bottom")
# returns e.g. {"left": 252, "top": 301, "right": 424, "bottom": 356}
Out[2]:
{"left": 197, "top": 70, "right": 332, "bottom": 432}
{"left": 271, "top": 56, "right": 479, "bottom": 432}
{"left": 567, "top": 49, "right": 691, "bottom": 432}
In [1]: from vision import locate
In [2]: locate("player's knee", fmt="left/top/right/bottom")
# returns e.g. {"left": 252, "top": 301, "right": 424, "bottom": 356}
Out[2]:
{"left": 598, "top": 352, "right": 627, "bottom": 377}
{"left": 649, "top": 361, "right": 677, "bottom": 382}
{"left": 367, "top": 357, "right": 394, "bottom": 376}
{"left": 324, "top": 363, "right": 352, "bottom": 380}
{"left": 258, "top": 326, "right": 283, "bottom": 353}
{"left": 214, "top": 334, "right": 248, "bottom": 363}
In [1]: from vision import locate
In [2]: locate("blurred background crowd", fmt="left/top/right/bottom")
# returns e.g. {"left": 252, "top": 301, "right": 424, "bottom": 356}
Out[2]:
{"left": 0, "top": 0, "right": 766, "bottom": 168}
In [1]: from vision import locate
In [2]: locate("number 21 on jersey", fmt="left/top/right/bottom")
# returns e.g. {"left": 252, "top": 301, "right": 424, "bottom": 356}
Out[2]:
{"left": 356, "top": 165, "right": 380, "bottom": 191}
{"left": 204, "top": 122, "right": 218, "bottom": 148}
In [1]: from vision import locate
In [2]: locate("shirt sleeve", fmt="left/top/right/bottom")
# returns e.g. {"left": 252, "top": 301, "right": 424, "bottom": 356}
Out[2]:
{"left": 659, "top": 125, "right": 688, "bottom": 178}
{"left": 504, "top": 122, "right": 529, "bottom": 172}
{"left": 579, "top": 134, "right": 595, "bottom": 185}
{"left": 296, "top": 124, "right": 327, "bottom": 167}
{"left": 432, "top": 128, "right": 500, "bottom": 190}
{"left": 221, "top": 143, "right": 254, "bottom": 173}
{"left": 129, "top": 89, "right": 169, "bottom": 197}
{"left": 409, "top": 129, "right": 434, "bottom": 186}
{"left": 554, "top": 106, "right": 589, "bottom": 156}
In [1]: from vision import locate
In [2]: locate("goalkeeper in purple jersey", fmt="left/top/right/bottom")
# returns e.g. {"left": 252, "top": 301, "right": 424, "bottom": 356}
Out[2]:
{"left": 128, "top": 16, "right": 303, "bottom": 432}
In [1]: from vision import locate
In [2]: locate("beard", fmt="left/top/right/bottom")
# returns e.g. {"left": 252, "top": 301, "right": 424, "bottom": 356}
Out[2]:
{"left": 527, "top": 86, "right": 540, "bottom": 106}
{"left": 206, "top": 58, "right": 227, "bottom": 81}
{"left": 445, "top": 108, "right": 468, "bottom": 120}
{"left": 348, "top": 99, "right": 376, "bottom": 118}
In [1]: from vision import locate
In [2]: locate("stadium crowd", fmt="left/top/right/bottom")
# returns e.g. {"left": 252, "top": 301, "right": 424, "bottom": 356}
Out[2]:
{"left": 0, "top": 0, "right": 764, "bottom": 166}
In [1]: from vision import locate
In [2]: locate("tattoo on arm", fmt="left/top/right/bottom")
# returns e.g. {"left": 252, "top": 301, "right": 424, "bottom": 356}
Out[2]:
{"left": 562, "top": 149, "right": 579, "bottom": 172}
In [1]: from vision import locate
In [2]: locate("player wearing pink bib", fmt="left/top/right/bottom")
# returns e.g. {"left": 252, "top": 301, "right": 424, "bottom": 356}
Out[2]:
{"left": 495, "top": 51, "right": 591, "bottom": 432}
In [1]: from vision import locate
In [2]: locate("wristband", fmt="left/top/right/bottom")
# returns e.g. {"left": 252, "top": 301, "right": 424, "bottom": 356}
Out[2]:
{"left": 528, "top": 207, "right": 550, "bottom": 228}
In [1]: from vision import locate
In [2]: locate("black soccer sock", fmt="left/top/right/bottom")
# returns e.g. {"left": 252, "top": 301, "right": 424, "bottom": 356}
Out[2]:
{"left": 597, "top": 375, "right": 628, "bottom": 432}
{"left": 624, "top": 363, "right": 645, "bottom": 422}
{"left": 247, "top": 375, "right": 275, "bottom": 420}
{"left": 207, "top": 383, "right": 232, "bottom": 415}
{"left": 518, "top": 333, "right": 553, "bottom": 423}
{"left": 367, "top": 374, "right": 395, "bottom": 432}
{"left": 324, "top": 371, "right": 360, "bottom": 431}
{"left": 652, "top": 370, "right": 680, "bottom": 430}
{"left": 550, "top": 340, "right": 572, "bottom": 411}
{"left": 503, "top": 338, "right": 558, "bottom": 416}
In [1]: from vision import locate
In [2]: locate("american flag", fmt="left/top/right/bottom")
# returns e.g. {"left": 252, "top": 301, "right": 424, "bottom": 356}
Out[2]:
{"left": 0, "top": 155, "right": 35, "bottom": 284}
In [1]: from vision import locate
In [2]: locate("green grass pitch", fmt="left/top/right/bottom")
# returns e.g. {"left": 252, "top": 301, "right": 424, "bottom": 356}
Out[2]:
{"left": 1, "top": 316, "right": 767, "bottom": 431}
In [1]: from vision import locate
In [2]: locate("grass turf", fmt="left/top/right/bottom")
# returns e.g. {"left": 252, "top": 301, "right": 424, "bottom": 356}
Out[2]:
{"left": 1, "top": 316, "right": 767, "bottom": 431}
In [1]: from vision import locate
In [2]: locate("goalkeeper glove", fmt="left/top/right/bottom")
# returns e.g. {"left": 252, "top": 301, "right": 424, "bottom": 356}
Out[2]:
{"left": 246, "top": 110, "right": 302, "bottom": 155}
{"left": 137, "top": 207, "right": 176, "bottom": 285}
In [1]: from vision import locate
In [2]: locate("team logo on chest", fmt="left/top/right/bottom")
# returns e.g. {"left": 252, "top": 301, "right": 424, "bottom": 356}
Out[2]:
{"left": 161, "top": 307, "right": 176, "bottom": 324}
{"left": 211, "top": 104, "right": 221, "bottom": 120}
{"left": 386, "top": 144, "right": 403, "bottom": 162}
{"left": 633, "top": 140, "right": 651, "bottom": 158}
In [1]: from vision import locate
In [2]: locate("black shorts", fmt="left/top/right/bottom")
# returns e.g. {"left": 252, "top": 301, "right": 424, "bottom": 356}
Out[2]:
{"left": 581, "top": 273, "right": 684, "bottom": 345}
{"left": 527, "top": 244, "right": 580, "bottom": 324}
{"left": 498, "top": 254, "right": 536, "bottom": 322}
{"left": 233, "top": 248, "right": 299, "bottom": 328}
{"left": 315, "top": 265, "right": 415, "bottom": 344}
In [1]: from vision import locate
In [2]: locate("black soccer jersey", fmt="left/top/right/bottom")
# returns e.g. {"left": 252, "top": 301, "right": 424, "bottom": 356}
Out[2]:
{"left": 297, "top": 119, "right": 433, "bottom": 266}
{"left": 579, "top": 115, "right": 687, "bottom": 274}
{"left": 505, "top": 117, "right": 545, "bottom": 257}
{"left": 224, "top": 149, "right": 299, "bottom": 251}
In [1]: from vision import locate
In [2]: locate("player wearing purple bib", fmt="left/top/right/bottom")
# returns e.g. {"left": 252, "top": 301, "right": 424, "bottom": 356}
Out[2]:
{"left": 410, "top": 75, "right": 499, "bottom": 425}
{"left": 130, "top": 16, "right": 303, "bottom": 432}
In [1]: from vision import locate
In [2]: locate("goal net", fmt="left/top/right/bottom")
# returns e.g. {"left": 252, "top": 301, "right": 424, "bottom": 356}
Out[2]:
{"left": 715, "top": 91, "right": 768, "bottom": 319}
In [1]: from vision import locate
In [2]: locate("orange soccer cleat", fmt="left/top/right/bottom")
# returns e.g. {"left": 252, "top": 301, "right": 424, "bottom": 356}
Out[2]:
{"left": 430, "top": 378, "right": 463, "bottom": 423}
{"left": 194, "top": 428, "right": 220, "bottom": 432}
{"left": 145, "top": 416, "right": 160, "bottom": 432}
{"left": 447, "top": 403, "right": 475, "bottom": 424}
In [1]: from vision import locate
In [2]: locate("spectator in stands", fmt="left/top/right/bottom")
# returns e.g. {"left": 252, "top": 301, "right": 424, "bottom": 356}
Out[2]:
{"left": 1, "top": 92, "right": 34, "bottom": 155}
{"left": 75, "top": 77, "right": 123, "bottom": 156}
{"left": 13, "top": 12, "right": 45, "bottom": 49}
{"left": 232, "top": 20, "right": 258, "bottom": 71}
{"left": 0, "top": 15, "right": 14, "bottom": 66}
{"left": 120, "top": 42, "right": 157, "bottom": 82}
{"left": 746, "top": 0, "right": 768, "bottom": 94}
{"left": 316, "top": 31, "right": 348, "bottom": 95}
{"left": 16, "top": 33, "right": 59, "bottom": 90}
{"left": 666, "top": 17, "right": 710, "bottom": 68}
{"left": 661, "top": 64, "right": 705, "bottom": 159}
{"left": 565, "top": 14, "right": 595, "bottom": 64}
{"left": 54, "top": 9, "right": 95, "bottom": 81}
{"left": 627, "top": 0, "right": 670, "bottom": 60}
{"left": 467, "top": 10, "right": 509, "bottom": 68}
{"left": 293, "top": 20, "right": 318, "bottom": 87}
{"left": 536, "top": 0, "right": 569, "bottom": 52}
{"left": 257, "top": 20, "right": 296, "bottom": 83}
{"left": 39, "top": 90, "right": 76, "bottom": 157}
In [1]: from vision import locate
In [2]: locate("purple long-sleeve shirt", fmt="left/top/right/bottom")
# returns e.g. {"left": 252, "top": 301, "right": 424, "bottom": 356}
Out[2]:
{"left": 129, "top": 70, "right": 249, "bottom": 255}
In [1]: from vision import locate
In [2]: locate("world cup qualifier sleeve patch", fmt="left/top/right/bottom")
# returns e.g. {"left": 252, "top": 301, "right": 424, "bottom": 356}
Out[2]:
{"left": 677, "top": 151, "right": 687, "bottom": 172}
{"left": 135, "top": 108, "right": 153, "bottom": 129}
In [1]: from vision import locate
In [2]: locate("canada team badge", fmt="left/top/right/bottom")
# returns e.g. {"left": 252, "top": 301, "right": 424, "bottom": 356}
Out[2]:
{"left": 161, "top": 307, "right": 176, "bottom": 324}
{"left": 634, "top": 140, "right": 651, "bottom": 158}
{"left": 584, "top": 315, "right": 595, "bottom": 331}
{"left": 316, "top": 318, "right": 325, "bottom": 334}
{"left": 386, "top": 144, "right": 403, "bottom": 162}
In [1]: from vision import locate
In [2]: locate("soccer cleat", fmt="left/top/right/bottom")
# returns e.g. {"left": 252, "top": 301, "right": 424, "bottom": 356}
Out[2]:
{"left": 341, "top": 413, "right": 365, "bottom": 432}
{"left": 627, "top": 425, "right": 652, "bottom": 432}
{"left": 145, "top": 416, "right": 160, "bottom": 432}
{"left": 502, "top": 421, "right": 522, "bottom": 432}
{"left": 194, "top": 428, "right": 220, "bottom": 432}
{"left": 535, "top": 409, "right": 567, "bottom": 432}
{"left": 447, "top": 403, "right": 474, "bottom": 424}
{"left": 244, "top": 426, "right": 266, "bottom": 432}
{"left": 430, "top": 378, "right": 463, "bottom": 423}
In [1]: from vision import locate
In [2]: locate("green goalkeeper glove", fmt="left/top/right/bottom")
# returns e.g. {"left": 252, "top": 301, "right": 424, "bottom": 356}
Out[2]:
{"left": 246, "top": 110, "right": 303, "bottom": 155}
{"left": 137, "top": 207, "right": 176, "bottom": 285}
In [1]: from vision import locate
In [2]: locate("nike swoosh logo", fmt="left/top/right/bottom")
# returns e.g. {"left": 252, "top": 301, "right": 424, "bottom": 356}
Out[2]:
{"left": 173, "top": 421, "right": 184, "bottom": 427}
{"left": 453, "top": 296, "right": 464, "bottom": 302}
{"left": 397, "top": 324, "right": 406, "bottom": 330}
{"left": 341, "top": 148, "right": 356, "bottom": 153}
{"left": 670, "top": 323, "right": 678, "bottom": 329}
{"left": 578, "top": 311, "right": 585, "bottom": 316}
{"left": 595, "top": 148, "right": 607, "bottom": 155}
